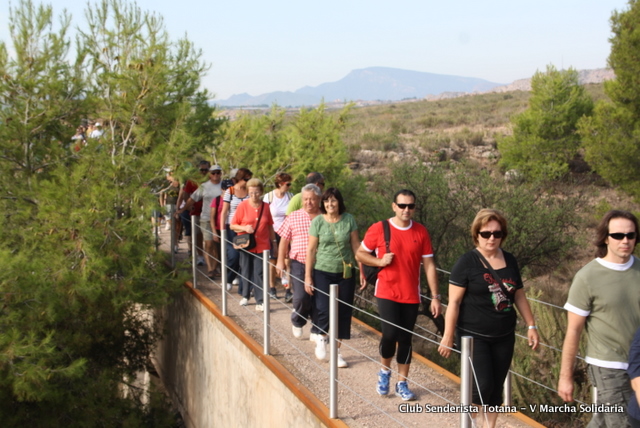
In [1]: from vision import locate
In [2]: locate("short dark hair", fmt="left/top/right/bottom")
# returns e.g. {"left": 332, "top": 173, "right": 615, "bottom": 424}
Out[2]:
{"left": 306, "top": 172, "right": 324, "bottom": 185}
{"left": 235, "top": 168, "right": 253, "bottom": 182}
{"left": 319, "top": 187, "right": 346, "bottom": 215}
{"left": 275, "top": 172, "right": 292, "bottom": 187}
{"left": 594, "top": 210, "right": 639, "bottom": 258}
{"left": 393, "top": 189, "right": 416, "bottom": 204}
{"left": 198, "top": 160, "right": 210, "bottom": 167}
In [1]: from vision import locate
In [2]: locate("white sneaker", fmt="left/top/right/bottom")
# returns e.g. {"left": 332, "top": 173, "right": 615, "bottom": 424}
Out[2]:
{"left": 239, "top": 298, "right": 248, "bottom": 306}
{"left": 292, "top": 325, "right": 303, "bottom": 339}
{"left": 226, "top": 283, "right": 232, "bottom": 291}
{"left": 309, "top": 333, "right": 318, "bottom": 342}
{"left": 255, "top": 304, "right": 264, "bottom": 312}
{"left": 315, "top": 335, "right": 328, "bottom": 361}
{"left": 165, "top": 222, "right": 171, "bottom": 231}
{"left": 337, "top": 353, "right": 348, "bottom": 368}
{"left": 232, "top": 278, "right": 240, "bottom": 285}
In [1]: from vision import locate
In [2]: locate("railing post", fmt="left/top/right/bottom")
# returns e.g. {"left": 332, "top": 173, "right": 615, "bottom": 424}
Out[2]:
{"left": 191, "top": 215, "right": 197, "bottom": 289}
{"left": 263, "top": 249, "right": 270, "bottom": 356}
{"left": 329, "top": 283, "right": 338, "bottom": 419}
{"left": 221, "top": 227, "right": 228, "bottom": 316}
{"left": 503, "top": 368, "right": 512, "bottom": 407}
{"left": 170, "top": 205, "right": 176, "bottom": 269}
{"left": 460, "top": 336, "right": 474, "bottom": 428}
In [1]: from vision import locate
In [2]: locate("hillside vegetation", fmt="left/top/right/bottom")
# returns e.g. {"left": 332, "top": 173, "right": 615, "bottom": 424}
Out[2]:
{"left": 337, "top": 83, "right": 637, "bottom": 427}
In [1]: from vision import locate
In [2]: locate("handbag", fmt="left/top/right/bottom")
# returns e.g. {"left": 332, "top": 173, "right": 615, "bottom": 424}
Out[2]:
{"left": 329, "top": 221, "right": 353, "bottom": 279}
{"left": 362, "top": 220, "right": 391, "bottom": 285}
{"left": 232, "top": 203, "right": 264, "bottom": 251}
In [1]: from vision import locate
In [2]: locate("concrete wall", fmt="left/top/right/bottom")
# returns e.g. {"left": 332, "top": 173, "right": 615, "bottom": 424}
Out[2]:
{"left": 153, "top": 285, "right": 346, "bottom": 428}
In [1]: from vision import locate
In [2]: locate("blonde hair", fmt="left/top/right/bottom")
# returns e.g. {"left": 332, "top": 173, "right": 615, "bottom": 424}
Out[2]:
{"left": 246, "top": 178, "right": 264, "bottom": 193}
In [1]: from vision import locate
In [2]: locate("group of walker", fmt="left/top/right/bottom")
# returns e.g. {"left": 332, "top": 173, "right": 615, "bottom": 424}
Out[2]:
{"left": 170, "top": 162, "right": 640, "bottom": 428}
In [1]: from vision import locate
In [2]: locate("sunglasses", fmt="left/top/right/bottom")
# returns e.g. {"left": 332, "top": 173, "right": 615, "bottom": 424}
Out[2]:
{"left": 199, "top": 168, "right": 209, "bottom": 173}
{"left": 396, "top": 203, "right": 416, "bottom": 210}
{"left": 210, "top": 171, "right": 221, "bottom": 175}
{"left": 284, "top": 182, "right": 292, "bottom": 187}
{"left": 608, "top": 232, "right": 637, "bottom": 240}
{"left": 478, "top": 231, "right": 504, "bottom": 239}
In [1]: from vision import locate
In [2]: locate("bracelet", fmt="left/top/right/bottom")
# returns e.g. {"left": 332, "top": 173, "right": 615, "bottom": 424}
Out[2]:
{"left": 528, "top": 325, "right": 537, "bottom": 330}
{"left": 433, "top": 294, "right": 441, "bottom": 300}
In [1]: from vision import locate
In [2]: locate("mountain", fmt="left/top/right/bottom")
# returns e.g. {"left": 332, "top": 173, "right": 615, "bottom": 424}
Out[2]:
{"left": 214, "top": 67, "right": 505, "bottom": 107}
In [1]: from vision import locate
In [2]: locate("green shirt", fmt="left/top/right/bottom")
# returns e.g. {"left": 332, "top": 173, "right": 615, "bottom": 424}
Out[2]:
{"left": 565, "top": 257, "right": 640, "bottom": 367}
{"left": 286, "top": 192, "right": 302, "bottom": 215}
{"left": 309, "top": 213, "right": 358, "bottom": 274}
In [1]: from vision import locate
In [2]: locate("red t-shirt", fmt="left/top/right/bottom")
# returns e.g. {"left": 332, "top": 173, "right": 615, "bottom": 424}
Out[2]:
{"left": 231, "top": 201, "right": 274, "bottom": 254}
{"left": 361, "top": 219, "right": 434, "bottom": 304}
{"left": 183, "top": 180, "right": 203, "bottom": 216}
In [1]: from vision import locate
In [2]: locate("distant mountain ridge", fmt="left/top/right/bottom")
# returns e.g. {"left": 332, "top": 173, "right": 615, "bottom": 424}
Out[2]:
{"left": 215, "top": 67, "right": 505, "bottom": 107}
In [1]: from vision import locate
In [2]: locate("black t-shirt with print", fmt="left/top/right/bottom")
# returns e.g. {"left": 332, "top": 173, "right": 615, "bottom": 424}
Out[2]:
{"left": 449, "top": 249, "right": 523, "bottom": 337}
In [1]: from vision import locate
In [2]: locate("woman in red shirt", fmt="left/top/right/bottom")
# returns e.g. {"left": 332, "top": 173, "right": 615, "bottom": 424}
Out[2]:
{"left": 231, "top": 179, "right": 276, "bottom": 311}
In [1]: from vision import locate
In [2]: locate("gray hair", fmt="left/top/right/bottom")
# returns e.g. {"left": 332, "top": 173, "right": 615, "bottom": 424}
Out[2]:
{"left": 301, "top": 183, "right": 322, "bottom": 197}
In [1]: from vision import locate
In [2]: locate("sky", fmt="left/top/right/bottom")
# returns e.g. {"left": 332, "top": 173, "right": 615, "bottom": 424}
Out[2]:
{"left": 0, "top": 0, "right": 630, "bottom": 100}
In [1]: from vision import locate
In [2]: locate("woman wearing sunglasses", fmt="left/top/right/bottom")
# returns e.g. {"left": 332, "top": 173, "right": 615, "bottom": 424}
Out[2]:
{"left": 438, "top": 208, "right": 538, "bottom": 428}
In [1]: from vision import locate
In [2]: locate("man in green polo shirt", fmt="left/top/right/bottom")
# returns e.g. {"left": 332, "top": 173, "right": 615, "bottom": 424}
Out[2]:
{"left": 286, "top": 172, "right": 325, "bottom": 215}
{"left": 558, "top": 210, "right": 640, "bottom": 428}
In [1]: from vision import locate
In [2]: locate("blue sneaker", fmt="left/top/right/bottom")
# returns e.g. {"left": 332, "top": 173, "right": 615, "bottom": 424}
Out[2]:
{"left": 376, "top": 369, "right": 391, "bottom": 395}
{"left": 395, "top": 381, "right": 416, "bottom": 401}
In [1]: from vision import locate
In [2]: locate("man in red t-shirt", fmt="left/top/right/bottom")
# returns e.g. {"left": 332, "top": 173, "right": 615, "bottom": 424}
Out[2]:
{"left": 356, "top": 189, "right": 441, "bottom": 402}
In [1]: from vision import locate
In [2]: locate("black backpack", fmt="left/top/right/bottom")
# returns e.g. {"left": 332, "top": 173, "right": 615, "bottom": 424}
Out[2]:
{"left": 362, "top": 220, "right": 391, "bottom": 286}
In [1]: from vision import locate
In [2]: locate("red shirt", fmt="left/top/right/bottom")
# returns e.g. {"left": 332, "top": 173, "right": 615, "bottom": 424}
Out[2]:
{"left": 232, "top": 201, "right": 274, "bottom": 254}
{"left": 361, "top": 219, "right": 434, "bottom": 304}
{"left": 183, "top": 180, "right": 203, "bottom": 216}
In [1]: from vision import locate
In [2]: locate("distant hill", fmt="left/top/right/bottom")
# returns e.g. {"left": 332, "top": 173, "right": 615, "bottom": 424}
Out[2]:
{"left": 214, "top": 67, "right": 504, "bottom": 107}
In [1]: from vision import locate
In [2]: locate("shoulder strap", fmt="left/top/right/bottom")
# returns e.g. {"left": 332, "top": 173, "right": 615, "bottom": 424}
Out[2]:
{"left": 254, "top": 203, "right": 265, "bottom": 230}
{"left": 473, "top": 248, "right": 513, "bottom": 302}
{"left": 382, "top": 220, "right": 391, "bottom": 253}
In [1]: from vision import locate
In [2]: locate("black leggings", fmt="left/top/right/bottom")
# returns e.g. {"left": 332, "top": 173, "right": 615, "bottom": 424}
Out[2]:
{"left": 377, "top": 298, "right": 419, "bottom": 365}
{"left": 456, "top": 329, "right": 515, "bottom": 406}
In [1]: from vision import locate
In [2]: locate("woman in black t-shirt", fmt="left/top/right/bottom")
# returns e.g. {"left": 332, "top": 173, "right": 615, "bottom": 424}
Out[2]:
{"left": 438, "top": 209, "right": 539, "bottom": 428}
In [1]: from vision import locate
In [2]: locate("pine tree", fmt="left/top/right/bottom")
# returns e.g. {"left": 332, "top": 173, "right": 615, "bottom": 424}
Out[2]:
{"left": 0, "top": 1, "right": 220, "bottom": 424}
{"left": 579, "top": 0, "right": 640, "bottom": 199}
{"left": 498, "top": 65, "right": 593, "bottom": 180}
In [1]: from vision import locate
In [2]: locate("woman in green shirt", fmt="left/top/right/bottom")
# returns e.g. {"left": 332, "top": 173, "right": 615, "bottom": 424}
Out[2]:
{"left": 305, "top": 188, "right": 365, "bottom": 367}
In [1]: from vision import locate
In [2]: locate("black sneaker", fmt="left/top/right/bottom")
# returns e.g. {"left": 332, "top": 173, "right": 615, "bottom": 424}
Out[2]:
{"left": 269, "top": 288, "right": 278, "bottom": 299}
{"left": 284, "top": 289, "right": 293, "bottom": 303}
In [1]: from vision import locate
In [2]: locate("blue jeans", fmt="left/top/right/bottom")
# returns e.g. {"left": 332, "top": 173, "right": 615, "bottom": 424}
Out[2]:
{"left": 225, "top": 225, "right": 240, "bottom": 288}
{"left": 239, "top": 250, "right": 264, "bottom": 304}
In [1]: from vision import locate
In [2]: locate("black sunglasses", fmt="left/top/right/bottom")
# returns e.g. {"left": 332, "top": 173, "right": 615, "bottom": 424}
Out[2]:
{"left": 210, "top": 170, "right": 221, "bottom": 175}
{"left": 608, "top": 232, "right": 637, "bottom": 240}
{"left": 478, "top": 231, "right": 504, "bottom": 239}
{"left": 396, "top": 203, "right": 416, "bottom": 210}
{"left": 199, "top": 168, "right": 209, "bottom": 173}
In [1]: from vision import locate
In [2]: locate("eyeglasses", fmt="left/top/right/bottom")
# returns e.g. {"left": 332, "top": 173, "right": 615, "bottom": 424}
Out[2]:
{"left": 478, "top": 231, "right": 504, "bottom": 239}
{"left": 210, "top": 171, "right": 221, "bottom": 175}
{"left": 396, "top": 203, "right": 416, "bottom": 210}
{"left": 608, "top": 232, "right": 637, "bottom": 240}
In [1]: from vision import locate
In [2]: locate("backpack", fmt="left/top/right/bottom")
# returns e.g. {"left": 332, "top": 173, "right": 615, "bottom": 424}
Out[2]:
{"left": 362, "top": 220, "right": 391, "bottom": 286}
